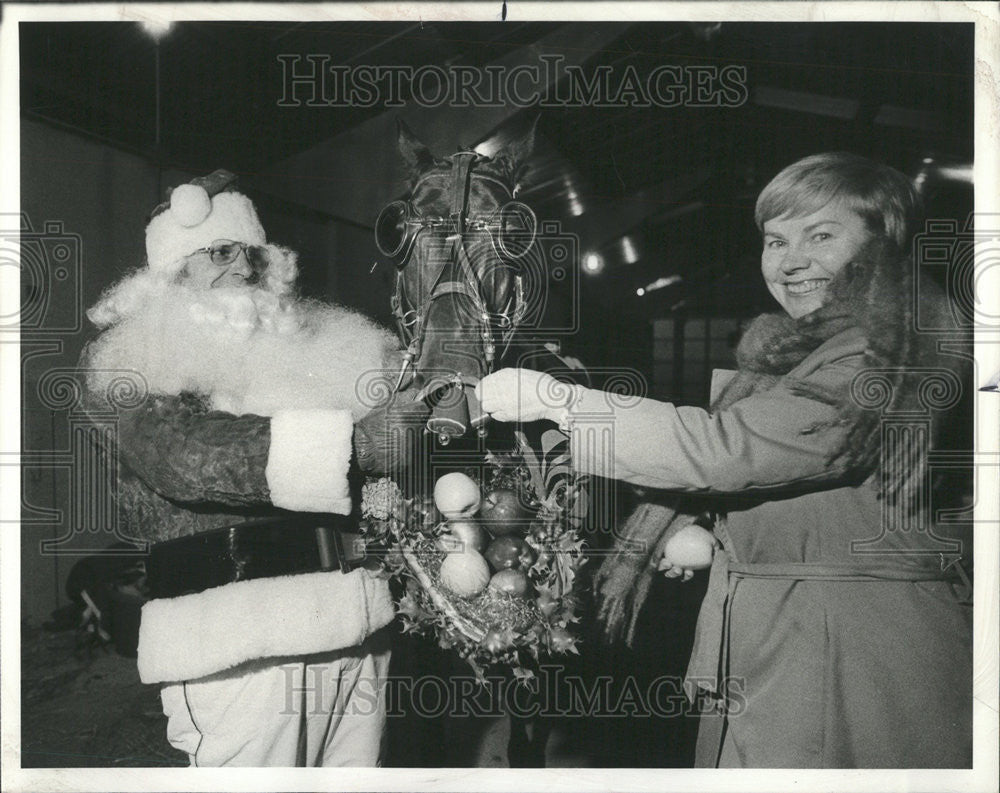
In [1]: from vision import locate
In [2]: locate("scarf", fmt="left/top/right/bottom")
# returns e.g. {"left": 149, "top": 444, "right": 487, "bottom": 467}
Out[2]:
{"left": 595, "top": 237, "right": 961, "bottom": 645}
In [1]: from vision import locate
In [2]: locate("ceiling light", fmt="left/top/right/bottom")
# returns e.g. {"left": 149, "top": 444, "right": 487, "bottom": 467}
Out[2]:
{"left": 140, "top": 19, "right": 174, "bottom": 40}
{"left": 583, "top": 252, "right": 604, "bottom": 275}
{"left": 621, "top": 236, "right": 639, "bottom": 264}
{"left": 934, "top": 164, "right": 973, "bottom": 184}
{"left": 564, "top": 176, "right": 585, "bottom": 217}
{"left": 474, "top": 137, "right": 503, "bottom": 158}
{"left": 638, "top": 275, "right": 681, "bottom": 295}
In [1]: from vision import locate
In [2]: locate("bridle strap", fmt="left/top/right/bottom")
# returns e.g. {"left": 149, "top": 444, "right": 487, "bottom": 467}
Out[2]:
{"left": 449, "top": 151, "right": 478, "bottom": 226}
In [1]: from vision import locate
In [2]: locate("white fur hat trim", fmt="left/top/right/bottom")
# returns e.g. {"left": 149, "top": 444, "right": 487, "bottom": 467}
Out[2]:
{"left": 145, "top": 191, "right": 266, "bottom": 276}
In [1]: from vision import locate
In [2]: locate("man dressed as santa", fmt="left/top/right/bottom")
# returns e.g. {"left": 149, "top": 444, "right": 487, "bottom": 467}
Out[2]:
{"left": 81, "top": 170, "right": 423, "bottom": 766}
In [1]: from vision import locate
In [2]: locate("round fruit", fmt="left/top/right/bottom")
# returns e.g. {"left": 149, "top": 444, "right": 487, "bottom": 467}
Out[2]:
{"left": 489, "top": 568, "right": 531, "bottom": 598}
{"left": 663, "top": 524, "right": 717, "bottom": 570}
{"left": 447, "top": 519, "right": 488, "bottom": 553}
{"left": 438, "top": 550, "right": 490, "bottom": 597}
{"left": 433, "top": 472, "right": 482, "bottom": 519}
{"left": 479, "top": 488, "right": 532, "bottom": 535}
{"left": 484, "top": 535, "right": 536, "bottom": 571}
{"left": 436, "top": 533, "right": 464, "bottom": 553}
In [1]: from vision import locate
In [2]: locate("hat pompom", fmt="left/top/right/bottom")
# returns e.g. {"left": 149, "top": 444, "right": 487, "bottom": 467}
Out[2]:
{"left": 170, "top": 184, "right": 212, "bottom": 227}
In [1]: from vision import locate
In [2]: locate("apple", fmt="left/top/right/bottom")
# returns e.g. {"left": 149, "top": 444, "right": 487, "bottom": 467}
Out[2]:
{"left": 489, "top": 568, "right": 531, "bottom": 598}
{"left": 438, "top": 550, "right": 490, "bottom": 597}
{"left": 479, "top": 488, "right": 533, "bottom": 536}
{"left": 663, "top": 524, "right": 718, "bottom": 570}
{"left": 447, "top": 519, "right": 488, "bottom": 553}
{"left": 433, "top": 472, "right": 482, "bottom": 519}
{"left": 436, "top": 533, "right": 464, "bottom": 553}
{"left": 484, "top": 535, "right": 536, "bottom": 572}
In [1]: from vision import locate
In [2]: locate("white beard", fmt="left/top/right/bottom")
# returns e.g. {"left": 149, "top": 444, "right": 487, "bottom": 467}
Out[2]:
{"left": 86, "top": 275, "right": 398, "bottom": 419}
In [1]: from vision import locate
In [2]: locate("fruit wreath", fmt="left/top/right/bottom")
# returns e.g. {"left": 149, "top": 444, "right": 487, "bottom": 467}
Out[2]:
{"left": 360, "top": 429, "right": 587, "bottom": 682}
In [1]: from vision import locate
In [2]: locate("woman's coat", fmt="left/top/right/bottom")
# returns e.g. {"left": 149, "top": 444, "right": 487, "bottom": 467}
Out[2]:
{"left": 568, "top": 326, "right": 972, "bottom": 767}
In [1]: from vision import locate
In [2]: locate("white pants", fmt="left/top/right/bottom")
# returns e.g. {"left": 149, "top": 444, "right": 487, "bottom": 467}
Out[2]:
{"left": 160, "top": 630, "right": 391, "bottom": 766}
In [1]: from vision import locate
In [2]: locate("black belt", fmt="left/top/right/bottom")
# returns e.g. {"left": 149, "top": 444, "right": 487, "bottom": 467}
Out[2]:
{"left": 146, "top": 516, "right": 368, "bottom": 600}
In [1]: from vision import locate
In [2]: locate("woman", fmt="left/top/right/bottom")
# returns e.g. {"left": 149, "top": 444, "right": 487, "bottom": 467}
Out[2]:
{"left": 476, "top": 152, "right": 972, "bottom": 768}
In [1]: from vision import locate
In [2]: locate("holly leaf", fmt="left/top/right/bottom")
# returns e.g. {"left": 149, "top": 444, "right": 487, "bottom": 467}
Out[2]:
{"left": 548, "top": 626, "right": 579, "bottom": 655}
{"left": 400, "top": 615, "right": 422, "bottom": 634}
{"left": 513, "top": 666, "right": 536, "bottom": 683}
{"left": 397, "top": 592, "right": 423, "bottom": 620}
{"left": 544, "top": 454, "right": 572, "bottom": 489}
{"left": 535, "top": 582, "right": 560, "bottom": 619}
{"left": 515, "top": 430, "right": 545, "bottom": 497}
{"left": 541, "top": 428, "right": 569, "bottom": 457}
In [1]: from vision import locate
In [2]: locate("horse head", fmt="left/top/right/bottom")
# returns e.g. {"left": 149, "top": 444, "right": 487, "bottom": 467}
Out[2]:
{"left": 376, "top": 120, "right": 537, "bottom": 443}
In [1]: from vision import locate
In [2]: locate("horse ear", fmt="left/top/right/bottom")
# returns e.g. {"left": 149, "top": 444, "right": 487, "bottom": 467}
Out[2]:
{"left": 496, "top": 115, "right": 539, "bottom": 185}
{"left": 397, "top": 120, "right": 437, "bottom": 178}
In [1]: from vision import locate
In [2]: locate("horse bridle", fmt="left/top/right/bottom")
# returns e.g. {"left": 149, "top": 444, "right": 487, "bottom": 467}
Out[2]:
{"left": 380, "top": 151, "right": 533, "bottom": 404}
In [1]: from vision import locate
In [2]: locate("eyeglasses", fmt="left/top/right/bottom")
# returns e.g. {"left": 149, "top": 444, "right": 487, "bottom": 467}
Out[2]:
{"left": 192, "top": 240, "right": 266, "bottom": 270}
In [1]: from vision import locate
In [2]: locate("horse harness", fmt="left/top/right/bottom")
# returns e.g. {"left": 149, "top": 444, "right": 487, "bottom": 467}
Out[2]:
{"left": 379, "top": 151, "right": 534, "bottom": 404}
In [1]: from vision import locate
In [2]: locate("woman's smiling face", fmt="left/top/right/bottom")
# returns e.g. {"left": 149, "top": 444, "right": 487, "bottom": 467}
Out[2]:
{"left": 761, "top": 202, "right": 875, "bottom": 319}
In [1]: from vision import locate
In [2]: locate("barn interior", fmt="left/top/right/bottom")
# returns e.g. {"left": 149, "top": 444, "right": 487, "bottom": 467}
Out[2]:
{"left": 18, "top": 19, "right": 974, "bottom": 768}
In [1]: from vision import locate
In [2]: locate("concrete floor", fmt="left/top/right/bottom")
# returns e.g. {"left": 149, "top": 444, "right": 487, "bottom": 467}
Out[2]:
{"left": 21, "top": 572, "right": 704, "bottom": 768}
{"left": 19, "top": 624, "right": 588, "bottom": 768}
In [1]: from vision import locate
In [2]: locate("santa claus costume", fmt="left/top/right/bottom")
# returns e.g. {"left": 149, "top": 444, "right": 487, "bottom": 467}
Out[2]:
{"left": 82, "top": 172, "right": 405, "bottom": 766}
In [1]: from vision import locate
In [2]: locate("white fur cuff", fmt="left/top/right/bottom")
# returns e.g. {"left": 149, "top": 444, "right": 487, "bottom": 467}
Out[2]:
{"left": 137, "top": 569, "right": 395, "bottom": 683}
{"left": 266, "top": 409, "right": 354, "bottom": 514}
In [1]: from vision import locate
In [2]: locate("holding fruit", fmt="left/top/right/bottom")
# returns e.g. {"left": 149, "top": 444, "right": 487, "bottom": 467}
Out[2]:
{"left": 365, "top": 422, "right": 587, "bottom": 685}
{"left": 659, "top": 523, "right": 718, "bottom": 575}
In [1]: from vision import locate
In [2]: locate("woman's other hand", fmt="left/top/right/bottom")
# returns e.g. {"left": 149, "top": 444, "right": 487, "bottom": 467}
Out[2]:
{"left": 475, "top": 368, "right": 578, "bottom": 424}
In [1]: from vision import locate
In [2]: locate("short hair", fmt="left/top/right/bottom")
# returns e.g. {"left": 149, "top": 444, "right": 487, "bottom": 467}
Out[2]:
{"left": 754, "top": 152, "right": 923, "bottom": 250}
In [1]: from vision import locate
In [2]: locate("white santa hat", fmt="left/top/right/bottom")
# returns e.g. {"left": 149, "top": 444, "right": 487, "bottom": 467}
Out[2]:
{"left": 145, "top": 170, "right": 266, "bottom": 277}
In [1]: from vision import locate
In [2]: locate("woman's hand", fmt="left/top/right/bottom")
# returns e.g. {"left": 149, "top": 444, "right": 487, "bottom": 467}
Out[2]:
{"left": 475, "top": 368, "right": 578, "bottom": 424}
{"left": 658, "top": 523, "right": 719, "bottom": 582}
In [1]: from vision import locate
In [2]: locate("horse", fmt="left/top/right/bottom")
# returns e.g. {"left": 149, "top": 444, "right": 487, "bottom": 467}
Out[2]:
{"left": 375, "top": 120, "right": 571, "bottom": 765}
{"left": 375, "top": 120, "right": 538, "bottom": 444}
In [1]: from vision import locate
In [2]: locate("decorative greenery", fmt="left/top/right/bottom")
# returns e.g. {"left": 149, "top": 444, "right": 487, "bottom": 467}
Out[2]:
{"left": 361, "top": 429, "right": 587, "bottom": 683}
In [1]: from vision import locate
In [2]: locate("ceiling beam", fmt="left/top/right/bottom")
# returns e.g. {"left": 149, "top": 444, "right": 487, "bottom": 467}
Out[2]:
{"left": 563, "top": 166, "right": 713, "bottom": 256}
{"left": 254, "top": 23, "right": 634, "bottom": 227}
